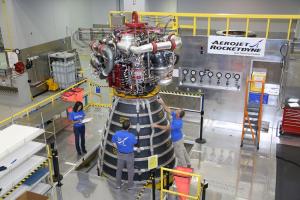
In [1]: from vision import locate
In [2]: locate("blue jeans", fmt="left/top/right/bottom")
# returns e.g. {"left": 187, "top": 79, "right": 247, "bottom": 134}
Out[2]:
{"left": 74, "top": 125, "right": 86, "bottom": 153}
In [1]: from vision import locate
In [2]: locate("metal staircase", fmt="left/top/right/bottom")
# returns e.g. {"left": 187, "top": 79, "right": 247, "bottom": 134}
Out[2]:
{"left": 240, "top": 78, "right": 265, "bottom": 150}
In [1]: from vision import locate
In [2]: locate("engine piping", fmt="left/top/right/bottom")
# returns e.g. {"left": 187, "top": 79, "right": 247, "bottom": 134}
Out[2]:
{"left": 118, "top": 34, "right": 182, "bottom": 55}
{"left": 98, "top": 44, "right": 114, "bottom": 77}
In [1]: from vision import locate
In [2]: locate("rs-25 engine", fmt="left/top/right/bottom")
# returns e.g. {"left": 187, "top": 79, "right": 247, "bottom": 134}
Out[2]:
{"left": 90, "top": 11, "right": 182, "bottom": 96}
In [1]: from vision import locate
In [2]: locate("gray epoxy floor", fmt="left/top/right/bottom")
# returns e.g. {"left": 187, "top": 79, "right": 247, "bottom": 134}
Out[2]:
{"left": 190, "top": 124, "right": 276, "bottom": 200}
{"left": 55, "top": 107, "right": 109, "bottom": 175}
{"left": 47, "top": 108, "right": 278, "bottom": 200}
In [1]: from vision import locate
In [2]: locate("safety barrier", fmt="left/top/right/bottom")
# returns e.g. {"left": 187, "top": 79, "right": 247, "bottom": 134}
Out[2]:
{"left": 87, "top": 80, "right": 113, "bottom": 108}
{"left": 0, "top": 79, "right": 114, "bottom": 129}
{"left": 110, "top": 11, "right": 300, "bottom": 39}
{"left": 160, "top": 167, "right": 203, "bottom": 200}
{"left": 0, "top": 79, "right": 88, "bottom": 128}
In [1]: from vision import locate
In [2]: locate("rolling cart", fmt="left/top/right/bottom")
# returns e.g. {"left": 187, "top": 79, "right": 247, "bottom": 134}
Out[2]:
{"left": 281, "top": 99, "right": 300, "bottom": 135}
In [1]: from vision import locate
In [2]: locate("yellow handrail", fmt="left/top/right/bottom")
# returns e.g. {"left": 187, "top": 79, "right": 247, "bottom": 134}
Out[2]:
{"left": 110, "top": 11, "right": 300, "bottom": 19}
{"left": 265, "top": 18, "right": 271, "bottom": 38}
{"left": 0, "top": 79, "right": 88, "bottom": 127}
{"left": 245, "top": 18, "right": 250, "bottom": 37}
{"left": 160, "top": 167, "right": 202, "bottom": 200}
{"left": 110, "top": 11, "right": 300, "bottom": 39}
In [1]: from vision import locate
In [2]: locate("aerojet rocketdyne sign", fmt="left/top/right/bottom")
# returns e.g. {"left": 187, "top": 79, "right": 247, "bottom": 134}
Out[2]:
{"left": 207, "top": 36, "right": 266, "bottom": 57}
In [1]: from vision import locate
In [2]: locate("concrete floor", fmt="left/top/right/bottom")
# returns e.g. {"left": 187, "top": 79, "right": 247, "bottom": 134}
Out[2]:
{"left": 51, "top": 107, "right": 109, "bottom": 175}
{"left": 44, "top": 108, "right": 278, "bottom": 200}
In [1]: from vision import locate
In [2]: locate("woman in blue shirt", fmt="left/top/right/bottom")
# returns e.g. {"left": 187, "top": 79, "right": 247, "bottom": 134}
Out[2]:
{"left": 69, "top": 101, "right": 87, "bottom": 155}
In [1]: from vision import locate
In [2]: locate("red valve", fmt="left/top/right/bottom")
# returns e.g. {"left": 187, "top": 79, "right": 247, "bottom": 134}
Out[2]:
{"left": 14, "top": 61, "right": 25, "bottom": 74}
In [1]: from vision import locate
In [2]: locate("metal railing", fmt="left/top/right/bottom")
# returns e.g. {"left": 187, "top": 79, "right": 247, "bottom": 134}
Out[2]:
{"left": 0, "top": 79, "right": 88, "bottom": 128}
{"left": 160, "top": 167, "right": 202, "bottom": 200}
{"left": 87, "top": 80, "right": 113, "bottom": 108}
{"left": 0, "top": 79, "right": 117, "bottom": 129}
{"left": 109, "top": 11, "right": 300, "bottom": 39}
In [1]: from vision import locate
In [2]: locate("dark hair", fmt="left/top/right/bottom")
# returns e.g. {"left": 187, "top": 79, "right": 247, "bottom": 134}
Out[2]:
{"left": 73, "top": 101, "right": 83, "bottom": 112}
{"left": 122, "top": 120, "right": 130, "bottom": 130}
{"left": 179, "top": 110, "right": 185, "bottom": 118}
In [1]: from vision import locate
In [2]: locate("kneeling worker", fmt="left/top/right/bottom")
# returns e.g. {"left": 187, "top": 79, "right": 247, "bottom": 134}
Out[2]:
{"left": 154, "top": 98, "right": 191, "bottom": 168}
{"left": 112, "top": 120, "right": 137, "bottom": 189}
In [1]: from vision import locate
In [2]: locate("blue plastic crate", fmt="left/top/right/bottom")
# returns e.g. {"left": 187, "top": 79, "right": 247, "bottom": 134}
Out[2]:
{"left": 249, "top": 92, "right": 269, "bottom": 104}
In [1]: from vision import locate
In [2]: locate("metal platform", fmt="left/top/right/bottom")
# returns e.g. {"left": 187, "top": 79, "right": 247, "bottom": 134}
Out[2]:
{"left": 15, "top": 99, "right": 73, "bottom": 127}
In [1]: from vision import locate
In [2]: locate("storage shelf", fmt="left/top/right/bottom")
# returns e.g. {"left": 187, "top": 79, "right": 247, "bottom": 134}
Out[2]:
{"left": 0, "top": 155, "right": 47, "bottom": 197}
{"left": 0, "top": 124, "right": 44, "bottom": 161}
{"left": 5, "top": 185, "right": 28, "bottom": 200}
{"left": 31, "top": 183, "right": 52, "bottom": 195}
{"left": 0, "top": 141, "right": 45, "bottom": 179}
{"left": 5, "top": 170, "right": 49, "bottom": 200}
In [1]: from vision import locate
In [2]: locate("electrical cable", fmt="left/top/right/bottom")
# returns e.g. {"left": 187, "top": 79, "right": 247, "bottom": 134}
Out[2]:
{"left": 278, "top": 42, "right": 289, "bottom": 108}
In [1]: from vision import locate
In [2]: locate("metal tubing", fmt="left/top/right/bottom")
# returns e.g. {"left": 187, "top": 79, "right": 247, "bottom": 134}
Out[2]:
{"left": 99, "top": 97, "right": 120, "bottom": 173}
{"left": 46, "top": 145, "right": 54, "bottom": 185}
{"left": 226, "top": 17, "right": 230, "bottom": 36}
{"left": 110, "top": 11, "right": 300, "bottom": 20}
{"left": 166, "top": 171, "right": 170, "bottom": 190}
{"left": 128, "top": 35, "right": 182, "bottom": 54}
{"left": 151, "top": 170, "right": 156, "bottom": 200}
{"left": 207, "top": 17, "right": 211, "bottom": 36}
{"left": 51, "top": 143, "right": 63, "bottom": 187}
{"left": 266, "top": 18, "right": 271, "bottom": 38}
{"left": 195, "top": 95, "right": 206, "bottom": 144}
{"left": 160, "top": 168, "right": 164, "bottom": 200}
{"left": 193, "top": 17, "right": 197, "bottom": 36}
{"left": 287, "top": 18, "right": 292, "bottom": 40}
{"left": 245, "top": 18, "right": 250, "bottom": 37}
{"left": 146, "top": 99, "right": 155, "bottom": 155}
{"left": 201, "top": 180, "right": 208, "bottom": 200}
{"left": 97, "top": 45, "right": 114, "bottom": 77}
{"left": 110, "top": 11, "right": 300, "bottom": 39}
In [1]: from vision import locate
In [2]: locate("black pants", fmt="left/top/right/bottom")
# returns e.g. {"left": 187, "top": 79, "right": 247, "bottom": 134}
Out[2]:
{"left": 74, "top": 125, "right": 86, "bottom": 153}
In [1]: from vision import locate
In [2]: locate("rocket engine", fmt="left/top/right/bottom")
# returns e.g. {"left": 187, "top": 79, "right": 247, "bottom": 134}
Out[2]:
{"left": 91, "top": 12, "right": 182, "bottom": 181}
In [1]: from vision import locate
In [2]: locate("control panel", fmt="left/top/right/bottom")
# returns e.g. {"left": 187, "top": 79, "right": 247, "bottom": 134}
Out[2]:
{"left": 179, "top": 67, "right": 242, "bottom": 91}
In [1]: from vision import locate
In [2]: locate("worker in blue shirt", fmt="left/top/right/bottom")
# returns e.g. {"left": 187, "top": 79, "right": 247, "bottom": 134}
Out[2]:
{"left": 154, "top": 98, "right": 191, "bottom": 168}
{"left": 69, "top": 101, "right": 87, "bottom": 156}
{"left": 112, "top": 120, "right": 137, "bottom": 189}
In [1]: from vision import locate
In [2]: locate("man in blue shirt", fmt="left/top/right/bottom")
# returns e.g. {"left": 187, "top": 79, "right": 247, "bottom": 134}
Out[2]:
{"left": 154, "top": 98, "right": 191, "bottom": 168}
{"left": 112, "top": 120, "right": 137, "bottom": 189}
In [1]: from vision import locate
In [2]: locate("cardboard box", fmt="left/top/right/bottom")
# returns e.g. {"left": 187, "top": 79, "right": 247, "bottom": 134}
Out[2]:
{"left": 17, "top": 191, "right": 48, "bottom": 200}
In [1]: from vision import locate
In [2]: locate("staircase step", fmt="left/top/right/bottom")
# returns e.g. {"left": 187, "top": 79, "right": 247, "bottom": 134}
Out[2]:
{"left": 248, "top": 103, "right": 260, "bottom": 109}
{"left": 243, "top": 136, "right": 255, "bottom": 141}
{"left": 248, "top": 114, "right": 259, "bottom": 118}
{"left": 247, "top": 109, "right": 260, "bottom": 114}
{"left": 244, "top": 130, "right": 254, "bottom": 135}
{"left": 244, "top": 119, "right": 259, "bottom": 124}
{"left": 244, "top": 124, "right": 258, "bottom": 130}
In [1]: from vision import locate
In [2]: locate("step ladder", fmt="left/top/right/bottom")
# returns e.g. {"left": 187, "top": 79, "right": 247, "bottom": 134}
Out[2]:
{"left": 240, "top": 78, "right": 265, "bottom": 150}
